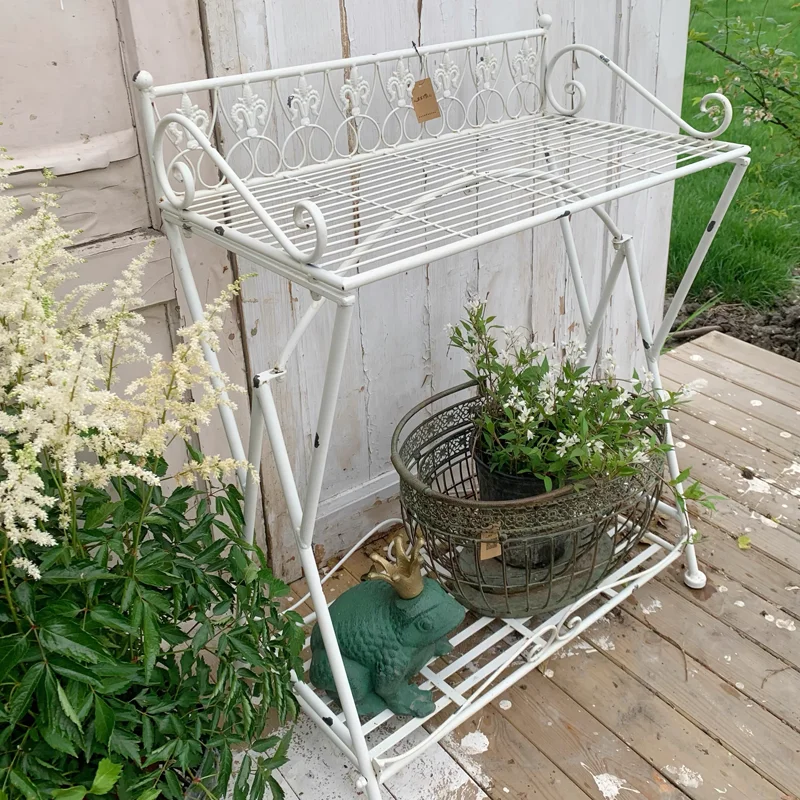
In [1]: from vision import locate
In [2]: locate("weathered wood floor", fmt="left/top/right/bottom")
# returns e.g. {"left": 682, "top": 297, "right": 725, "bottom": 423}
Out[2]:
{"left": 276, "top": 333, "right": 800, "bottom": 800}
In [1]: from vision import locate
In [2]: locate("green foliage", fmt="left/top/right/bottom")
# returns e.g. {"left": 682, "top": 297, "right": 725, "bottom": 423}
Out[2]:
{"left": 448, "top": 301, "right": 681, "bottom": 491}
{"left": 0, "top": 474, "right": 304, "bottom": 799}
{"left": 669, "top": 0, "right": 800, "bottom": 306}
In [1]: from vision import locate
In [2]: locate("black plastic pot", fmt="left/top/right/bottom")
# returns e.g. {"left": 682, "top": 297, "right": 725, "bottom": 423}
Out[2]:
{"left": 473, "top": 449, "right": 568, "bottom": 569}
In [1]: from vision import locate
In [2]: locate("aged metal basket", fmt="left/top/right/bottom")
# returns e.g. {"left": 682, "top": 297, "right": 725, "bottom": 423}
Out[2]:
{"left": 391, "top": 381, "right": 665, "bottom": 618}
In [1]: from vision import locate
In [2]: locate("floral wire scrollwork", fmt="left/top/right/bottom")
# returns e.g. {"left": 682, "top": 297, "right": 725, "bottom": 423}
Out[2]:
{"left": 231, "top": 82, "right": 269, "bottom": 137}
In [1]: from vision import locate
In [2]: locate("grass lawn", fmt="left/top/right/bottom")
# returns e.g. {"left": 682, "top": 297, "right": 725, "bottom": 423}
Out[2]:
{"left": 668, "top": 0, "right": 800, "bottom": 306}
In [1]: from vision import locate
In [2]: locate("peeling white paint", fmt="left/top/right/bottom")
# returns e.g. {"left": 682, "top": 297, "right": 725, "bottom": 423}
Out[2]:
{"left": 765, "top": 613, "right": 775, "bottom": 622}
{"left": 709, "top": 420, "right": 717, "bottom": 426}
{"left": 718, "top": 585, "right": 729, "bottom": 593}
{"left": 761, "top": 515, "right": 778, "bottom": 528}
{"left": 780, "top": 431, "right": 792, "bottom": 439}
{"left": 458, "top": 730, "right": 490, "bottom": 755}
{"left": 581, "top": 765, "right": 641, "bottom": 799}
{"left": 557, "top": 640, "right": 597, "bottom": 658}
{"left": 689, "top": 354, "right": 704, "bottom": 362}
{"left": 735, "top": 682, "right": 745, "bottom": 690}
{"left": 681, "top": 434, "right": 690, "bottom": 440}
{"left": 734, "top": 600, "right": 745, "bottom": 607}
{"left": 786, "top": 585, "right": 800, "bottom": 592}
{"left": 595, "top": 635, "right": 616, "bottom": 651}
{"left": 782, "top": 462, "right": 800, "bottom": 476}
{"left": 749, "top": 399, "right": 763, "bottom": 407}
{"left": 675, "top": 441, "right": 687, "bottom": 449}
{"left": 544, "top": 668, "right": 555, "bottom": 678}
{"left": 740, "top": 476, "right": 772, "bottom": 495}
{"left": 664, "top": 764, "right": 704, "bottom": 789}
{"left": 776, "top": 618, "right": 797, "bottom": 631}
{"left": 723, "top": 655, "right": 732, "bottom": 662}
{"left": 738, "top": 724, "right": 754, "bottom": 737}
{"left": 498, "top": 699, "right": 512, "bottom": 711}
{"left": 640, "top": 598, "right": 663, "bottom": 615}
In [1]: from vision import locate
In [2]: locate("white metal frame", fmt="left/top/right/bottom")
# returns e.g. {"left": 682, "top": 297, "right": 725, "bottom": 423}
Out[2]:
{"left": 134, "top": 17, "right": 750, "bottom": 798}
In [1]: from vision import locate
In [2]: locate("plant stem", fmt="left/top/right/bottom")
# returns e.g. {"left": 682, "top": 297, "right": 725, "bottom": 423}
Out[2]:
{"left": 0, "top": 537, "right": 22, "bottom": 632}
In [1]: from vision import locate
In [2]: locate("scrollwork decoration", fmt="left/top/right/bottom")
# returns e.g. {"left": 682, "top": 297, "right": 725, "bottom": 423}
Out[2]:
{"left": 340, "top": 66, "right": 370, "bottom": 116}
{"left": 168, "top": 94, "right": 211, "bottom": 150}
{"left": 387, "top": 58, "right": 415, "bottom": 107}
{"left": 289, "top": 75, "right": 321, "bottom": 127}
{"left": 231, "top": 82, "right": 269, "bottom": 137}
{"left": 433, "top": 51, "right": 460, "bottom": 98}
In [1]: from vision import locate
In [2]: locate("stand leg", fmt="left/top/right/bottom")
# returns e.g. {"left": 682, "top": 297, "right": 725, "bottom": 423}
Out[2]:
{"left": 292, "top": 300, "right": 382, "bottom": 799}
{"left": 621, "top": 237, "right": 707, "bottom": 590}
{"left": 162, "top": 221, "right": 248, "bottom": 489}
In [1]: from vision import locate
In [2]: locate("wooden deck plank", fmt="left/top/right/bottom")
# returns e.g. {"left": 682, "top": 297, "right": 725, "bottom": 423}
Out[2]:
{"left": 495, "top": 673, "right": 690, "bottom": 800}
{"left": 438, "top": 712, "right": 593, "bottom": 800}
{"left": 662, "top": 374, "right": 798, "bottom": 460}
{"left": 670, "top": 444, "right": 800, "bottom": 549}
{"left": 625, "top": 578, "right": 800, "bottom": 731}
{"left": 694, "top": 331, "right": 800, "bottom": 389}
{"left": 668, "top": 341, "right": 800, "bottom": 413}
{"left": 654, "top": 512, "right": 800, "bottom": 619}
{"left": 581, "top": 614, "right": 800, "bottom": 798}
{"left": 546, "top": 634, "right": 784, "bottom": 800}
{"left": 671, "top": 410, "right": 800, "bottom": 501}
{"left": 657, "top": 563, "right": 800, "bottom": 668}
{"left": 661, "top": 353, "right": 800, "bottom": 437}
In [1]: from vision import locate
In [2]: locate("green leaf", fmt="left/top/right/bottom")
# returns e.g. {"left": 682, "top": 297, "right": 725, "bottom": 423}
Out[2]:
{"left": 0, "top": 635, "right": 28, "bottom": 681}
{"left": 39, "top": 619, "right": 111, "bottom": 665}
{"left": 9, "top": 661, "right": 45, "bottom": 724}
{"left": 251, "top": 735, "right": 281, "bottom": 753}
{"left": 135, "top": 791, "right": 161, "bottom": 800}
{"left": 142, "top": 605, "right": 159, "bottom": 683}
{"left": 217, "top": 746, "right": 233, "bottom": 799}
{"left": 41, "top": 566, "right": 121, "bottom": 584}
{"left": 737, "top": 534, "right": 752, "bottom": 550}
{"left": 94, "top": 695, "right": 115, "bottom": 745}
{"left": 57, "top": 680, "right": 83, "bottom": 731}
{"left": 233, "top": 754, "right": 251, "bottom": 800}
{"left": 49, "top": 655, "right": 103, "bottom": 687}
{"left": 110, "top": 728, "right": 141, "bottom": 763}
{"left": 194, "top": 538, "right": 228, "bottom": 566}
{"left": 265, "top": 775, "right": 285, "bottom": 800}
{"left": 13, "top": 582, "right": 35, "bottom": 619}
{"left": 191, "top": 621, "right": 212, "bottom": 657}
{"left": 90, "top": 604, "right": 136, "bottom": 635}
{"left": 142, "top": 739, "right": 177, "bottom": 768}
{"left": 88, "top": 758, "right": 123, "bottom": 795}
{"left": 51, "top": 788, "right": 87, "bottom": 800}
{"left": 10, "top": 770, "right": 42, "bottom": 800}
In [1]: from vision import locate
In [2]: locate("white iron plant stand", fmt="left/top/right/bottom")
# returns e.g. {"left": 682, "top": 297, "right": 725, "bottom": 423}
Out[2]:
{"left": 135, "top": 17, "right": 749, "bottom": 798}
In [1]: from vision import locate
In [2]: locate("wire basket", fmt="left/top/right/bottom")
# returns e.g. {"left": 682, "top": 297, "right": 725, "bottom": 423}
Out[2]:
{"left": 391, "top": 381, "right": 665, "bottom": 618}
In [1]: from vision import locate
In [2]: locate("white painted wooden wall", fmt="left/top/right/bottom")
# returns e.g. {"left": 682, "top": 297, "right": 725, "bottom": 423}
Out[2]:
{"left": 201, "top": 0, "right": 691, "bottom": 580}
{"left": 1, "top": 0, "right": 251, "bottom": 489}
{"left": 3, "top": 0, "right": 690, "bottom": 582}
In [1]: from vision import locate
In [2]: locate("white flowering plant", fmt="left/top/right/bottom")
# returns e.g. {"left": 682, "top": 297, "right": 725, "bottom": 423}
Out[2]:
{"left": 0, "top": 157, "right": 302, "bottom": 799}
{"left": 449, "top": 300, "right": 687, "bottom": 494}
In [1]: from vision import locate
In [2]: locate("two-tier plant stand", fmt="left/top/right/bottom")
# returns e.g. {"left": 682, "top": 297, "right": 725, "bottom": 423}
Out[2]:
{"left": 134, "top": 16, "right": 749, "bottom": 797}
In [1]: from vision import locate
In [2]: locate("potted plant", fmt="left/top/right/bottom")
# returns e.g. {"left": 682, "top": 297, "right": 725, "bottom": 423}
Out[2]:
{"left": 0, "top": 161, "right": 303, "bottom": 799}
{"left": 446, "top": 299, "right": 696, "bottom": 569}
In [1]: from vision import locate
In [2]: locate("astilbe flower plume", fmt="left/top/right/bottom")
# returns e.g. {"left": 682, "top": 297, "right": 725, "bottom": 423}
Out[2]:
{"left": 0, "top": 152, "right": 247, "bottom": 576}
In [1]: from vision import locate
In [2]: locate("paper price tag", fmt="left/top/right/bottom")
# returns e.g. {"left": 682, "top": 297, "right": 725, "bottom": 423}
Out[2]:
{"left": 479, "top": 523, "right": 502, "bottom": 561}
{"left": 411, "top": 78, "right": 442, "bottom": 124}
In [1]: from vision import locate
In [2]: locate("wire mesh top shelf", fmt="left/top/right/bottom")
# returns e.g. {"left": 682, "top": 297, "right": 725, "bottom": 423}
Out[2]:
{"left": 135, "top": 24, "right": 750, "bottom": 294}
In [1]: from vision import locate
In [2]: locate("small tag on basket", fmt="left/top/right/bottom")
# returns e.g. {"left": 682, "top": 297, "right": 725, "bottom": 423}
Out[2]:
{"left": 411, "top": 78, "right": 441, "bottom": 123}
{"left": 479, "top": 524, "right": 502, "bottom": 561}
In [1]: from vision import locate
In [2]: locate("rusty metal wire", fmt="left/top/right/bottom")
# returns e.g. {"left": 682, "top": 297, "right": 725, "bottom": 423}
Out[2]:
{"left": 391, "top": 382, "right": 664, "bottom": 617}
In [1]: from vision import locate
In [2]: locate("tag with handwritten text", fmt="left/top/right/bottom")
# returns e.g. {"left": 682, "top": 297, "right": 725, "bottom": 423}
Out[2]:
{"left": 411, "top": 78, "right": 442, "bottom": 123}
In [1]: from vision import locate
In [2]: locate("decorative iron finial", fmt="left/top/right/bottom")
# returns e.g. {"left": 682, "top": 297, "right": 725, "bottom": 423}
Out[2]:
{"left": 366, "top": 532, "right": 425, "bottom": 599}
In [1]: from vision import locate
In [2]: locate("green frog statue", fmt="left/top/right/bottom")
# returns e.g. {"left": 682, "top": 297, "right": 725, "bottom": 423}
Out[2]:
{"left": 310, "top": 533, "right": 466, "bottom": 718}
